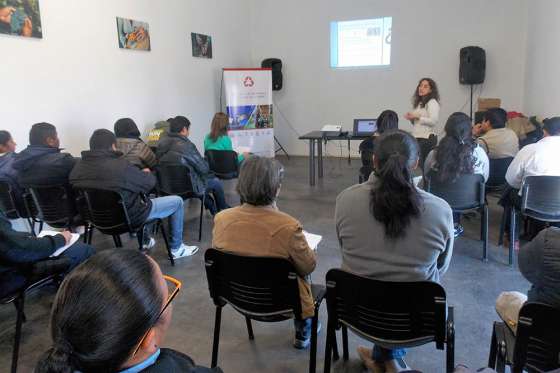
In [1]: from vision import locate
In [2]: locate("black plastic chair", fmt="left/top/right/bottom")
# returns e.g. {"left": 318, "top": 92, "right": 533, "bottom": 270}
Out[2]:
{"left": 156, "top": 164, "right": 206, "bottom": 241}
{"left": 28, "top": 184, "right": 80, "bottom": 230}
{"left": 499, "top": 176, "right": 560, "bottom": 267}
{"left": 426, "top": 172, "right": 489, "bottom": 261}
{"left": 80, "top": 188, "right": 175, "bottom": 265}
{"left": 0, "top": 181, "right": 40, "bottom": 234}
{"left": 488, "top": 302, "right": 560, "bottom": 373}
{"left": 204, "top": 248, "right": 326, "bottom": 373}
{"left": 323, "top": 269, "right": 455, "bottom": 373}
{"left": 487, "top": 157, "right": 514, "bottom": 192}
{"left": 1, "top": 275, "right": 60, "bottom": 373}
{"left": 205, "top": 150, "right": 239, "bottom": 180}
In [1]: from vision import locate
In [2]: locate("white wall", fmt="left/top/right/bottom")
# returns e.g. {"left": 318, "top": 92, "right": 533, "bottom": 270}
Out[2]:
{"left": 524, "top": 0, "right": 560, "bottom": 117}
{"left": 0, "top": 0, "right": 252, "bottom": 155}
{"left": 251, "top": 0, "right": 529, "bottom": 156}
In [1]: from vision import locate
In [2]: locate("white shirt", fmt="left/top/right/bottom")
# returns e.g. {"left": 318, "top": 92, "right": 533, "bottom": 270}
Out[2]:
{"left": 411, "top": 98, "right": 440, "bottom": 139}
{"left": 424, "top": 144, "right": 490, "bottom": 182}
{"left": 505, "top": 136, "right": 560, "bottom": 189}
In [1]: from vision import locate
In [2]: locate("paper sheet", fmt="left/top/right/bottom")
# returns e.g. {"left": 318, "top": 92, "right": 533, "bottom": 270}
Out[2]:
{"left": 38, "top": 230, "right": 80, "bottom": 257}
{"left": 303, "top": 231, "right": 322, "bottom": 251}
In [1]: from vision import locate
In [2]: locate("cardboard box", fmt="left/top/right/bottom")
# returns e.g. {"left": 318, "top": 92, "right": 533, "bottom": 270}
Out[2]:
{"left": 478, "top": 98, "right": 501, "bottom": 111}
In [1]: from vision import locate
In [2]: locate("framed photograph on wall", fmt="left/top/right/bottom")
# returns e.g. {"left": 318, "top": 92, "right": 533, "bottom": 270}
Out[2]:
{"left": 191, "top": 32, "right": 212, "bottom": 59}
{"left": 0, "top": 0, "right": 42, "bottom": 38}
{"left": 116, "top": 17, "right": 151, "bottom": 51}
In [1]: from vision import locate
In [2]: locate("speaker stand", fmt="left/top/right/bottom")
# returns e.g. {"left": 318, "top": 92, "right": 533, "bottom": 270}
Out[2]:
{"left": 470, "top": 84, "right": 474, "bottom": 121}
{"left": 274, "top": 136, "right": 290, "bottom": 159}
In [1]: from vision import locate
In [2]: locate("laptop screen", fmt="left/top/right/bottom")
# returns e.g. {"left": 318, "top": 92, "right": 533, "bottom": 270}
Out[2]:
{"left": 354, "top": 119, "right": 377, "bottom": 134}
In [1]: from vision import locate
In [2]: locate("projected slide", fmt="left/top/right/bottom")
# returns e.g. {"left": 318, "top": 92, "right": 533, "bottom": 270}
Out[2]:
{"left": 330, "top": 17, "right": 392, "bottom": 68}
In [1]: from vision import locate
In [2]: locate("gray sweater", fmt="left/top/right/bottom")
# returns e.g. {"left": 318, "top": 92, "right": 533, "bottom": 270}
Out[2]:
{"left": 335, "top": 174, "right": 454, "bottom": 283}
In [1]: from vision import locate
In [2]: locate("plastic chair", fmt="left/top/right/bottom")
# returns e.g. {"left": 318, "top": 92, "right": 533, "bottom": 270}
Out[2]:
{"left": 488, "top": 302, "right": 560, "bottom": 373}
{"left": 205, "top": 150, "right": 239, "bottom": 180}
{"left": 0, "top": 181, "right": 40, "bottom": 234}
{"left": 323, "top": 269, "right": 455, "bottom": 373}
{"left": 156, "top": 164, "right": 206, "bottom": 241}
{"left": 204, "top": 248, "right": 326, "bottom": 373}
{"left": 28, "top": 184, "right": 79, "bottom": 229}
{"left": 487, "top": 157, "right": 514, "bottom": 192}
{"left": 80, "top": 188, "right": 174, "bottom": 265}
{"left": 426, "top": 172, "right": 489, "bottom": 261}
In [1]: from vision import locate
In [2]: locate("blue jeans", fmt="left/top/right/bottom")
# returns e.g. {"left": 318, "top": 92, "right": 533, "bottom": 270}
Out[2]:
{"left": 204, "top": 178, "right": 229, "bottom": 214}
{"left": 294, "top": 318, "right": 313, "bottom": 339}
{"left": 147, "top": 196, "right": 184, "bottom": 251}
{"left": 372, "top": 345, "right": 406, "bottom": 361}
{"left": 62, "top": 242, "right": 95, "bottom": 270}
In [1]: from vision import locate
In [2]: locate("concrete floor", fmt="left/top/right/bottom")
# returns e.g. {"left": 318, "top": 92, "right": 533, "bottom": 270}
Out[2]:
{"left": 0, "top": 155, "right": 529, "bottom": 373}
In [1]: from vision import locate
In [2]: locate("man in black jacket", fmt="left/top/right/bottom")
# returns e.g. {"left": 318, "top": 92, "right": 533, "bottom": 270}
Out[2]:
{"left": 0, "top": 212, "right": 94, "bottom": 299}
{"left": 156, "top": 116, "right": 229, "bottom": 215}
{"left": 13, "top": 123, "right": 77, "bottom": 187}
{"left": 70, "top": 129, "right": 198, "bottom": 259}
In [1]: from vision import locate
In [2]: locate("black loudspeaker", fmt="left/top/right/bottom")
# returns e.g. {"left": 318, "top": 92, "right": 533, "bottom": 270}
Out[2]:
{"left": 261, "top": 58, "right": 283, "bottom": 91}
{"left": 459, "top": 46, "right": 486, "bottom": 85}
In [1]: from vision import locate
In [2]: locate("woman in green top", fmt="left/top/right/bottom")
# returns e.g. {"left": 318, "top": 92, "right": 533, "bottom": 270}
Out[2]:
{"left": 204, "top": 112, "right": 249, "bottom": 163}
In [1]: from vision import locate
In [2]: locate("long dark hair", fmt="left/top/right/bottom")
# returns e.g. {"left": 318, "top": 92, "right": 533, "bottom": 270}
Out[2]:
{"left": 35, "top": 250, "right": 163, "bottom": 373}
{"left": 435, "top": 112, "right": 476, "bottom": 183}
{"left": 377, "top": 110, "right": 399, "bottom": 134}
{"left": 371, "top": 131, "right": 422, "bottom": 239}
{"left": 412, "top": 78, "right": 440, "bottom": 108}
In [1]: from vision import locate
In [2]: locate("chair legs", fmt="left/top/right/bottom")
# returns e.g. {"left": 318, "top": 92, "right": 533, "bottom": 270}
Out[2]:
{"left": 159, "top": 221, "right": 174, "bottom": 266}
{"left": 488, "top": 323, "right": 498, "bottom": 369}
{"left": 112, "top": 235, "right": 122, "bottom": 248}
{"left": 446, "top": 306, "right": 455, "bottom": 373}
{"left": 323, "top": 319, "right": 334, "bottom": 373}
{"left": 11, "top": 296, "right": 25, "bottom": 373}
{"left": 211, "top": 306, "right": 223, "bottom": 368}
{"left": 509, "top": 208, "right": 516, "bottom": 267}
{"left": 341, "top": 324, "right": 349, "bottom": 361}
{"left": 245, "top": 317, "right": 255, "bottom": 340}
{"left": 198, "top": 195, "right": 204, "bottom": 242}
{"left": 482, "top": 205, "right": 489, "bottom": 262}
{"left": 309, "top": 313, "right": 319, "bottom": 373}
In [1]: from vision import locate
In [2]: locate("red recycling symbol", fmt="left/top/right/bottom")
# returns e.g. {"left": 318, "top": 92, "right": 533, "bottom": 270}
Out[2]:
{"left": 243, "top": 76, "right": 254, "bottom": 87}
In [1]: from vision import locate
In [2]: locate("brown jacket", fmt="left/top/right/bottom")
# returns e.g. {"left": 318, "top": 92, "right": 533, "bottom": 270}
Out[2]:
{"left": 212, "top": 204, "right": 317, "bottom": 318}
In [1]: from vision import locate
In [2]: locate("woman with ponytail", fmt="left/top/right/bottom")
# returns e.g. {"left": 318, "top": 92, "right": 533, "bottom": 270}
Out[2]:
{"left": 424, "top": 112, "right": 489, "bottom": 236}
{"left": 335, "top": 130, "right": 454, "bottom": 372}
{"left": 36, "top": 249, "right": 219, "bottom": 373}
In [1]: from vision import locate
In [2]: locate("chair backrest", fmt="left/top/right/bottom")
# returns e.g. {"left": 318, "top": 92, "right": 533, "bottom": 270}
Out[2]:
{"left": 325, "top": 269, "right": 448, "bottom": 349}
{"left": 521, "top": 176, "right": 560, "bottom": 222}
{"left": 426, "top": 172, "right": 485, "bottom": 211}
{"left": 512, "top": 302, "right": 560, "bottom": 373}
{"left": 204, "top": 248, "right": 302, "bottom": 321}
{"left": 156, "top": 164, "right": 197, "bottom": 198}
{"left": 0, "top": 181, "right": 20, "bottom": 219}
{"left": 205, "top": 150, "right": 239, "bottom": 179}
{"left": 29, "top": 184, "right": 77, "bottom": 228}
{"left": 80, "top": 188, "right": 131, "bottom": 235}
{"left": 487, "top": 157, "right": 514, "bottom": 188}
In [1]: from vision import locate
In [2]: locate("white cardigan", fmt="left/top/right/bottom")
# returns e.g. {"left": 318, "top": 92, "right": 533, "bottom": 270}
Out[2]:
{"left": 411, "top": 98, "right": 440, "bottom": 139}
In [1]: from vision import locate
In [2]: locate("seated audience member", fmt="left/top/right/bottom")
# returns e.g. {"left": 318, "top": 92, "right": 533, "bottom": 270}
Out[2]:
{"left": 13, "top": 123, "right": 77, "bottom": 188}
{"left": 157, "top": 116, "right": 229, "bottom": 215}
{"left": 204, "top": 112, "right": 249, "bottom": 164}
{"left": 495, "top": 227, "right": 560, "bottom": 334}
{"left": 500, "top": 117, "right": 560, "bottom": 244}
{"left": 70, "top": 129, "right": 198, "bottom": 259}
{"left": 359, "top": 110, "right": 399, "bottom": 168}
{"left": 35, "top": 249, "right": 219, "bottom": 373}
{"left": 0, "top": 130, "right": 25, "bottom": 210}
{"left": 212, "top": 156, "right": 317, "bottom": 349}
{"left": 335, "top": 130, "right": 454, "bottom": 373}
{"left": 114, "top": 118, "right": 157, "bottom": 170}
{"left": 0, "top": 212, "right": 94, "bottom": 299}
{"left": 424, "top": 112, "right": 489, "bottom": 237}
{"left": 472, "top": 108, "right": 519, "bottom": 159}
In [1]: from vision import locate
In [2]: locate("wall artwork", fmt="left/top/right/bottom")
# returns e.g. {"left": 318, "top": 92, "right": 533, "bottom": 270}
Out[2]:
{"left": 116, "top": 17, "right": 150, "bottom": 51}
{"left": 191, "top": 32, "right": 212, "bottom": 59}
{"left": 0, "top": 0, "right": 42, "bottom": 38}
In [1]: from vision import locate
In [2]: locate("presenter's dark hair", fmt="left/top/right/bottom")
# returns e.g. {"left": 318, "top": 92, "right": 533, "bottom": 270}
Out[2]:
{"left": 377, "top": 110, "right": 399, "bottom": 134}
{"left": 89, "top": 129, "right": 117, "bottom": 150}
{"left": 237, "top": 156, "right": 283, "bottom": 206}
{"left": 209, "top": 112, "right": 229, "bottom": 142}
{"left": 29, "top": 123, "right": 57, "bottom": 146}
{"left": 412, "top": 78, "right": 440, "bottom": 108}
{"left": 483, "top": 108, "right": 506, "bottom": 129}
{"left": 114, "top": 118, "right": 141, "bottom": 139}
{"left": 371, "top": 130, "right": 421, "bottom": 239}
{"left": 170, "top": 116, "right": 191, "bottom": 133}
{"left": 0, "top": 130, "right": 12, "bottom": 146}
{"left": 544, "top": 117, "right": 560, "bottom": 136}
{"left": 435, "top": 112, "right": 476, "bottom": 183}
{"left": 35, "top": 250, "right": 163, "bottom": 373}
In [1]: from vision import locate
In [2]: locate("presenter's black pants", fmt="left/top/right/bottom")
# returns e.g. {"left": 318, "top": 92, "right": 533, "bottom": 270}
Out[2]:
{"left": 416, "top": 135, "right": 437, "bottom": 170}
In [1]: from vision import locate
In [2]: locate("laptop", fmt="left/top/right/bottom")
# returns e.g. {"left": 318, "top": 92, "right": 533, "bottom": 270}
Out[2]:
{"left": 353, "top": 119, "right": 378, "bottom": 136}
